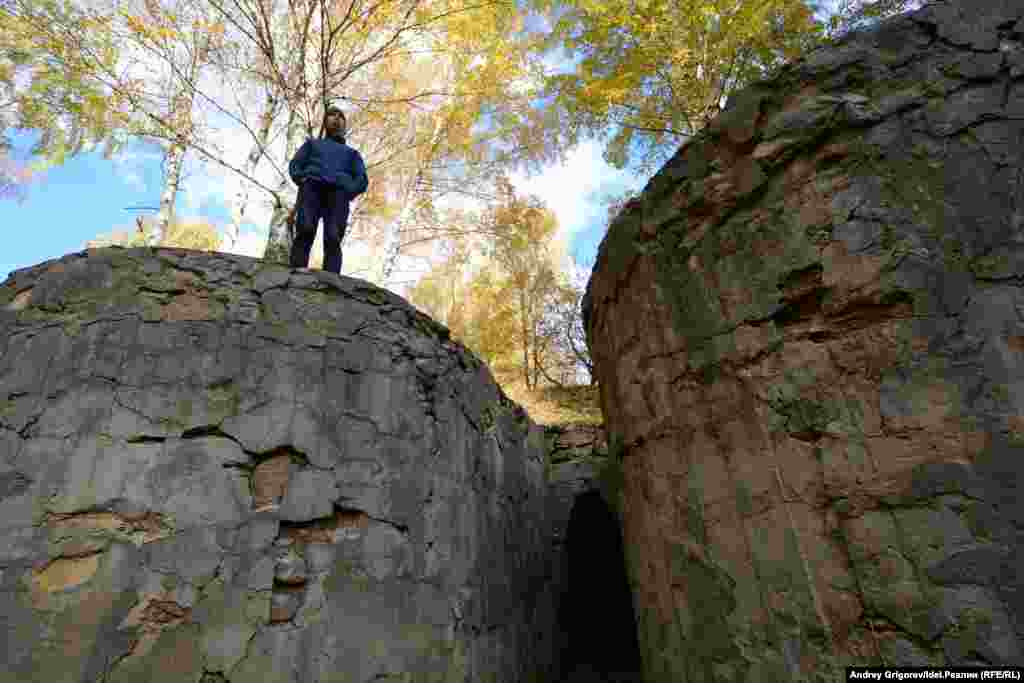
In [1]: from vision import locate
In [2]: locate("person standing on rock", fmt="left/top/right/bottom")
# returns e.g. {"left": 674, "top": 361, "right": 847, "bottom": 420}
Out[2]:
{"left": 287, "top": 104, "right": 368, "bottom": 275}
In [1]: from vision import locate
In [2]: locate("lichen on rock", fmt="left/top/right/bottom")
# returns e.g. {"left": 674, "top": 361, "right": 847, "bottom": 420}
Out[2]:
{"left": 0, "top": 246, "right": 558, "bottom": 683}
{"left": 584, "top": 1, "right": 1024, "bottom": 678}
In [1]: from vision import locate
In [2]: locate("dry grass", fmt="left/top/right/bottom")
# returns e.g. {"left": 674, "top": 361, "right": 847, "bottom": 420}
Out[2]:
{"left": 495, "top": 376, "right": 603, "bottom": 427}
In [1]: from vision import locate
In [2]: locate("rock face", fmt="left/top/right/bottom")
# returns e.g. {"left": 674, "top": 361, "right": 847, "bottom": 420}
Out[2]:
{"left": 0, "top": 247, "right": 555, "bottom": 683}
{"left": 584, "top": 1, "right": 1024, "bottom": 679}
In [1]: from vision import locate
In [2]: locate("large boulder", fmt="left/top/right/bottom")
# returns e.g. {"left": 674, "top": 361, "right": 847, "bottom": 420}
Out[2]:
{"left": 584, "top": 1, "right": 1024, "bottom": 679}
{"left": 0, "top": 247, "right": 555, "bottom": 683}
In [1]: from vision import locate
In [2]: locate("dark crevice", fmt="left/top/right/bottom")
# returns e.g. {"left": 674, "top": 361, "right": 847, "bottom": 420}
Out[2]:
{"left": 778, "top": 263, "right": 825, "bottom": 294}
{"left": 770, "top": 264, "right": 830, "bottom": 327}
{"left": 770, "top": 291, "right": 826, "bottom": 326}
{"left": 138, "top": 286, "right": 185, "bottom": 296}
{"left": 366, "top": 514, "right": 409, "bottom": 535}
{"left": 559, "top": 491, "right": 642, "bottom": 682}
{"left": 126, "top": 435, "right": 166, "bottom": 444}
{"left": 181, "top": 424, "right": 229, "bottom": 440}
{"left": 277, "top": 506, "right": 373, "bottom": 543}
{"left": 17, "top": 414, "right": 40, "bottom": 439}
{"left": 879, "top": 290, "right": 914, "bottom": 306}
{"left": 250, "top": 444, "right": 309, "bottom": 468}
{"left": 790, "top": 429, "right": 825, "bottom": 443}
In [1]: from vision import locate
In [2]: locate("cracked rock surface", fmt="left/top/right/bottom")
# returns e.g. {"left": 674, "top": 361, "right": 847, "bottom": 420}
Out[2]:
{"left": 584, "top": 1, "right": 1024, "bottom": 680}
{"left": 0, "top": 246, "right": 555, "bottom": 683}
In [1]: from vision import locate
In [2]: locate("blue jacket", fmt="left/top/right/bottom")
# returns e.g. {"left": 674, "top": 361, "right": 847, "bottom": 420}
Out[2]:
{"left": 288, "top": 136, "right": 368, "bottom": 201}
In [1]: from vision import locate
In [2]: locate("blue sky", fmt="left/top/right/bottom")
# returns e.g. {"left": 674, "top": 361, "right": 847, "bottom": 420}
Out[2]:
{"left": 0, "top": 131, "right": 225, "bottom": 280}
{"left": 0, "top": 0, "right": 861, "bottom": 291}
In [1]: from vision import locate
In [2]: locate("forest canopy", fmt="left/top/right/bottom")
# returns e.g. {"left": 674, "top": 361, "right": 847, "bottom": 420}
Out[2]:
{"left": 0, "top": 0, "right": 927, "bottom": 408}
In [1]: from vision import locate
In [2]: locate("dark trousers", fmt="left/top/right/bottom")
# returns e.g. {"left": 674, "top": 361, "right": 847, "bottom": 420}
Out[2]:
{"left": 289, "top": 179, "right": 350, "bottom": 274}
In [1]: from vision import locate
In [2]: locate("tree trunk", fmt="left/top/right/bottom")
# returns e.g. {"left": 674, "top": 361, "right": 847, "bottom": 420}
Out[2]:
{"left": 153, "top": 122, "right": 185, "bottom": 245}
{"left": 227, "top": 90, "right": 278, "bottom": 251}
{"left": 520, "top": 290, "right": 531, "bottom": 390}
{"left": 381, "top": 64, "right": 452, "bottom": 282}
{"left": 262, "top": 105, "right": 305, "bottom": 265}
{"left": 535, "top": 346, "right": 567, "bottom": 390}
{"left": 150, "top": 25, "right": 214, "bottom": 246}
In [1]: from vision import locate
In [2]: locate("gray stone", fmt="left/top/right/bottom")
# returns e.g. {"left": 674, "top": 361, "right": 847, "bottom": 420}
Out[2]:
{"left": 923, "top": 83, "right": 1006, "bottom": 136}
{"left": 145, "top": 526, "right": 223, "bottom": 584}
{"left": 934, "top": 586, "right": 1023, "bottom": 665}
{"left": 304, "top": 542, "right": 334, "bottom": 573}
{"left": 278, "top": 469, "right": 337, "bottom": 522}
{"left": 926, "top": 544, "right": 1011, "bottom": 587}
{"left": 273, "top": 549, "right": 307, "bottom": 584}
{"left": 0, "top": 247, "right": 557, "bottom": 683}
{"left": 881, "top": 639, "right": 939, "bottom": 667}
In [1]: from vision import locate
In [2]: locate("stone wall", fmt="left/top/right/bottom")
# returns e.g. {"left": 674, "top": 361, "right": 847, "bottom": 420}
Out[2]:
{"left": 0, "top": 247, "right": 557, "bottom": 683}
{"left": 584, "top": 1, "right": 1024, "bottom": 679}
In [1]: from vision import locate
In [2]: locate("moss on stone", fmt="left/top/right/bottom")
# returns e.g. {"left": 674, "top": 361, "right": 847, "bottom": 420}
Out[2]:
{"left": 668, "top": 537, "right": 741, "bottom": 679}
{"left": 735, "top": 479, "right": 756, "bottom": 517}
{"left": 480, "top": 404, "right": 497, "bottom": 432}
{"left": 363, "top": 289, "right": 389, "bottom": 306}
{"left": 324, "top": 558, "right": 371, "bottom": 594}
{"left": 206, "top": 383, "right": 240, "bottom": 421}
{"left": 409, "top": 310, "right": 451, "bottom": 342}
{"left": 597, "top": 454, "right": 625, "bottom": 518}
{"left": 970, "top": 252, "right": 1012, "bottom": 279}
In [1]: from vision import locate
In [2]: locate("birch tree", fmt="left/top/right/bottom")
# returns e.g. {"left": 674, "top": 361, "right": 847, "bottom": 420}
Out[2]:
{"left": 0, "top": 0, "right": 134, "bottom": 179}
{"left": 510, "top": 0, "right": 830, "bottom": 176}
{"left": 0, "top": 0, "right": 239, "bottom": 244}
{"left": 3, "top": 0, "right": 560, "bottom": 276}
{"left": 131, "top": 0, "right": 232, "bottom": 245}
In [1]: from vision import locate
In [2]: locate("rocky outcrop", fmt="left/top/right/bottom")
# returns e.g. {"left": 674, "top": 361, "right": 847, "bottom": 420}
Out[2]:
{"left": 584, "top": 0, "right": 1024, "bottom": 679}
{"left": 0, "top": 247, "right": 556, "bottom": 683}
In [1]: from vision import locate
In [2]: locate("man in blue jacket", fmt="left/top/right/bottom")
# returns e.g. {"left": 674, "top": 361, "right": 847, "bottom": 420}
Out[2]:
{"left": 288, "top": 105, "right": 368, "bottom": 274}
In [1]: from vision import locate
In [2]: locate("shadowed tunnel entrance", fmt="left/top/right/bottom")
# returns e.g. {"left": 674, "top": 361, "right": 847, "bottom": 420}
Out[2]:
{"left": 559, "top": 490, "right": 642, "bottom": 683}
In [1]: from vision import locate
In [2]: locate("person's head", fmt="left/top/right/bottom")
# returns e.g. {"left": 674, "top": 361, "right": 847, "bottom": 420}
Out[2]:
{"left": 324, "top": 106, "right": 346, "bottom": 139}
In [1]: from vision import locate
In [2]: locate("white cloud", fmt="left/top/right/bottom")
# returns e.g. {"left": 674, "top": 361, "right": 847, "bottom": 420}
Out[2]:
{"left": 110, "top": 145, "right": 158, "bottom": 195}
{"left": 509, "top": 138, "right": 641, "bottom": 237}
{"left": 223, "top": 227, "right": 268, "bottom": 259}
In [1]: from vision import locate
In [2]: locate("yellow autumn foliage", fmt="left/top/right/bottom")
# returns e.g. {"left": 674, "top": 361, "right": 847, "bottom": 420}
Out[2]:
{"left": 87, "top": 216, "right": 223, "bottom": 252}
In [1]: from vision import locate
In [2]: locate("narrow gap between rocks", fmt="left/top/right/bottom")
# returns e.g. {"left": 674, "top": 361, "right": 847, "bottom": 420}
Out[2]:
{"left": 559, "top": 490, "right": 642, "bottom": 683}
